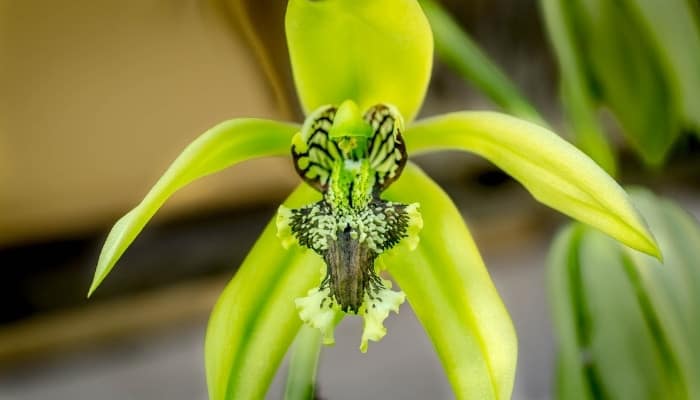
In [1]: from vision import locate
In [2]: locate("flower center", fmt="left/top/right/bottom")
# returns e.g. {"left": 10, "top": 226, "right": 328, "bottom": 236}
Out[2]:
{"left": 276, "top": 101, "right": 423, "bottom": 351}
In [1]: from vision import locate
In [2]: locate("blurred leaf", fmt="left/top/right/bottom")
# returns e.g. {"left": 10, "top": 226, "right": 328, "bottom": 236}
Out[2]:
{"left": 88, "top": 119, "right": 299, "bottom": 296}
{"left": 565, "top": 0, "right": 680, "bottom": 165}
{"left": 405, "top": 111, "right": 660, "bottom": 257}
{"left": 622, "top": 189, "right": 700, "bottom": 396}
{"left": 549, "top": 190, "right": 700, "bottom": 399}
{"left": 419, "top": 0, "right": 545, "bottom": 126}
{"left": 578, "top": 229, "right": 679, "bottom": 399}
{"left": 625, "top": 0, "right": 700, "bottom": 131}
{"left": 540, "top": 0, "right": 617, "bottom": 175}
{"left": 547, "top": 225, "right": 593, "bottom": 400}
{"left": 206, "top": 184, "right": 325, "bottom": 400}
{"left": 285, "top": 0, "right": 433, "bottom": 122}
{"left": 384, "top": 164, "right": 517, "bottom": 400}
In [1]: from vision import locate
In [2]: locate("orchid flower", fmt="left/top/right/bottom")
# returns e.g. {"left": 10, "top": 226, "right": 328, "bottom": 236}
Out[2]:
{"left": 87, "top": 1, "right": 660, "bottom": 398}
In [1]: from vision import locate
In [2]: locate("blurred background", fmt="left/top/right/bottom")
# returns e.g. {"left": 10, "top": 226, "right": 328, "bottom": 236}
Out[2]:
{"left": 1, "top": 0, "right": 698, "bottom": 399}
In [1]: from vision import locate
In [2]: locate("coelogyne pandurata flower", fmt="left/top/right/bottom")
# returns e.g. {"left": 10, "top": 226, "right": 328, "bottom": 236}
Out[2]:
{"left": 278, "top": 101, "right": 422, "bottom": 351}
{"left": 88, "top": 0, "right": 661, "bottom": 399}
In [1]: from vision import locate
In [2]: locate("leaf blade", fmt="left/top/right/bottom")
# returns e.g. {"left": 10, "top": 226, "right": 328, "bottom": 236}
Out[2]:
{"left": 540, "top": 0, "right": 617, "bottom": 174}
{"left": 420, "top": 0, "right": 545, "bottom": 126}
{"left": 405, "top": 112, "right": 659, "bottom": 257}
{"left": 88, "top": 118, "right": 299, "bottom": 296}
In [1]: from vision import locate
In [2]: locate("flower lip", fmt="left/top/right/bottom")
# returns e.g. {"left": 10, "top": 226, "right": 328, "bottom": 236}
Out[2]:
{"left": 278, "top": 102, "right": 424, "bottom": 349}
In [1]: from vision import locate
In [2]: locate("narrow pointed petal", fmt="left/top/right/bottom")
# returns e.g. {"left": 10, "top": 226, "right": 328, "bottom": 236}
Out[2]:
{"left": 285, "top": 0, "right": 433, "bottom": 122}
{"left": 383, "top": 164, "right": 517, "bottom": 400}
{"left": 405, "top": 112, "right": 660, "bottom": 257}
{"left": 206, "top": 184, "right": 329, "bottom": 400}
{"left": 88, "top": 119, "right": 299, "bottom": 296}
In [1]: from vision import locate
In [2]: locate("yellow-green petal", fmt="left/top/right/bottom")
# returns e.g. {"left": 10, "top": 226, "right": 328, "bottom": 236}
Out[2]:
{"left": 206, "top": 183, "right": 328, "bottom": 400}
{"left": 405, "top": 112, "right": 660, "bottom": 257}
{"left": 88, "top": 119, "right": 299, "bottom": 296}
{"left": 384, "top": 163, "right": 517, "bottom": 399}
{"left": 285, "top": 0, "right": 433, "bottom": 122}
{"left": 359, "top": 280, "right": 406, "bottom": 353}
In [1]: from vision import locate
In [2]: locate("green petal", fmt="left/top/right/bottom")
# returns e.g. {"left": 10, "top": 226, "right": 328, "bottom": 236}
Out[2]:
{"left": 384, "top": 164, "right": 517, "bottom": 399}
{"left": 205, "top": 183, "right": 327, "bottom": 400}
{"left": 88, "top": 119, "right": 298, "bottom": 296}
{"left": 285, "top": 0, "right": 433, "bottom": 122}
{"left": 295, "top": 287, "right": 342, "bottom": 345}
{"left": 405, "top": 112, "right": 660, "bottom": 257}
{"left": 359, "top": 280, "right": 406, "bottom": 353}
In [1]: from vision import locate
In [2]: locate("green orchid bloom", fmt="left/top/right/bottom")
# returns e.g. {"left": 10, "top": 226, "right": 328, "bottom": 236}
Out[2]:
{"left": 87, "top": 0, "right": 660, "bottom": 398}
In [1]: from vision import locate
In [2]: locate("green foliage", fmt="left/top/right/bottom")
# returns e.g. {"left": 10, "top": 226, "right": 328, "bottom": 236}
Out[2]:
{"left": 418, "top": 0, "right": 545, "bottom": 126}
{"left": 548, "top": 189, "right": 700, "bottom": 399}
{"left": 540, "top": 0, "right": 617, "bottom": 175}
{"left": 541, "top": 0, "right": 700, "bottom": 166}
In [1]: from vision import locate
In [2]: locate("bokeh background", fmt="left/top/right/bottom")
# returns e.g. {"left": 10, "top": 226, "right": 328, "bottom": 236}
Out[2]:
{"left": 1, "top": 0, "right": 698, "bottom": 399}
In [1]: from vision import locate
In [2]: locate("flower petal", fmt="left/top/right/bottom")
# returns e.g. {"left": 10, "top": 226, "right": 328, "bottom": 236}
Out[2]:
{"left": 359, "top": 280, "right": 406, "bottom": 353}
{"left": 384, "top": 163, "right": 517, "bottom": 399}
{"left": 205, "top": 183, "right": 331, "bottom": 400}
{"left": 405, "top": 112, "right": 660, "bottom": 258}
{"left": 285, "top": 0, "right": 433, "bottom": 122}
{"left": 88, "top": 119, "right": 299, "bottom": 296}
{"left": 295, "top": 287, "right": 342, "bottom": 345}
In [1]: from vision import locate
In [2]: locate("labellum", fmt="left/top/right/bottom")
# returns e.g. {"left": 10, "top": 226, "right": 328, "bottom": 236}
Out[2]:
{"left": 276, "top": 100, "right": 422, "bottom": 351}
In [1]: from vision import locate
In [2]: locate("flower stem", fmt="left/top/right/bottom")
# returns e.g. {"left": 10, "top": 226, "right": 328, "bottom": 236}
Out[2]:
{"left": 284, "top": 325, "right": 323, "bottom": 400}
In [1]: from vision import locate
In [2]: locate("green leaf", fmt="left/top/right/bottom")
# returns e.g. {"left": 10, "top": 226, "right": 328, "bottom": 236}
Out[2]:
{"left": 578, "top": 228, "right": 677, "bottom": 399}
{"left": 283, "top": 326, "right": 323, "bottom": 400}
{"left": 285, "top": 0, "right": 433, "bottom": 122}
{"left": 624, "top": 0, "right": 700, "bottom": 131}
{"left": 622, "top": 189, "right": 700, "bottom": 397}
{"left": 546, "top": 225, "right": 593, "bottom": 400}
{"left": 549, "top": 190, "right": 700, "bottom": 399}
{"left": 540, "top": 0, "right": 617, "bottom": 175}
{"left": 384, "top": 164, "right": 517, "bottom": 400}
{"left": 88, "top": 119, "right": 299, "bottom": 296}
{"left": 565, "top": 0, "right": 680, "bottom": 165}
{"left": 405, "top": 112, "right": 659, "bottom": 257}
{"left": 205, "top": 183, "right": 326, "bottom": 400}
{"left": 419, "top": 0, "right": 545, "bottom": 126}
